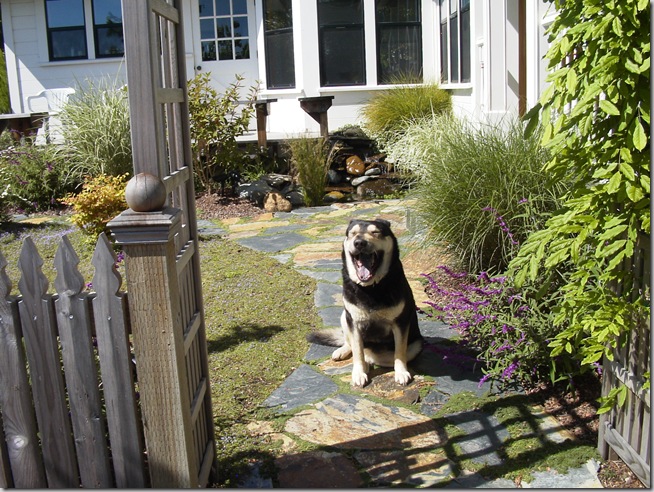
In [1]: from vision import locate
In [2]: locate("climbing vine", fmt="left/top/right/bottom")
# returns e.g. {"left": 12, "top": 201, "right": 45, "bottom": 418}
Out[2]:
{"left": 511, "top": 0, "right": 650, "bottom": 409}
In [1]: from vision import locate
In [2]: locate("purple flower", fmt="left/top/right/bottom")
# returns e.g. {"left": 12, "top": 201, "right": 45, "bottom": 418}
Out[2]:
{"left": 518, "top": 198, "right": 528, "bottom": 204}
{"left": 502, "top": 361, "right": 519, "bottom": 379}
{"left": 478, "top": 373, "right": 491, "bottom": 388}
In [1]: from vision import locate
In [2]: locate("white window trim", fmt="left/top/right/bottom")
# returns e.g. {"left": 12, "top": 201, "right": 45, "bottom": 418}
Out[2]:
{"left": 37, "top": 0, "right": 123, "bottom": 64}
{"left": 438, "top": 0, "right": 471, "bottom": 87}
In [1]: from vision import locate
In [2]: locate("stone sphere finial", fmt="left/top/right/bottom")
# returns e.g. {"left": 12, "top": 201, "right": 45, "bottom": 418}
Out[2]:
{"left": 125, "top": 173, "right": 167, "bottom": 212}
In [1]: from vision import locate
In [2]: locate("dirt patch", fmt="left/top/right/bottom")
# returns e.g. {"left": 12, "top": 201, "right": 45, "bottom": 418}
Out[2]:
{"left": 196, "top": 193, "right": 263, "bottom": 220}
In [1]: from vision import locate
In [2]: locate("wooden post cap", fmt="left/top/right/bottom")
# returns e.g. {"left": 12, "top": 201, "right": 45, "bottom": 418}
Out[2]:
{"left": 125, "top": 173, "right": 167, "bottom": 212}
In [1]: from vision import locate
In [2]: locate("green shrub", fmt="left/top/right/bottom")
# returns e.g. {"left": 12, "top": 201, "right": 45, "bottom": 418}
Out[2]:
{"left": 0, "top": 49, "right": 11, "bottom": 113}
{"left": 56, "top": 77, "right": 133, "bottom": 183}
{"left": 396, "top": 114, "right": 566, "bottom": 273}
{"left": 285, "top": 136, "right": 330, "bottom": 207}
{"left": 510, "top": 0, "right": 650, "bottom": 409}
{"left": 0, "top": 142, "right": 74, "bottom": 213}
{"left": 360, "top": 81, "right": 451, "bottom": 149}
{"left": 61, "top": 174, "right": 128, "bottom": 241}
{"left": 188, "top": 72, "right": 258, "bottom": 193}
{"left": 422, "top": 266, "right": 579, "bottom": 391}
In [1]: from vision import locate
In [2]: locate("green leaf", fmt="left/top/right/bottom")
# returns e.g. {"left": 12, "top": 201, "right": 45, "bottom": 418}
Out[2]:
{"left": 566, "top": 69, "right": 578, "bottom": 92}
{"left": 617, "top": 384, "right": 627, "bottom": 406}
{"left": 626, "top": 184, "right": 644, "bottom": 202}
{"left": 606, "top": 172, "right": 622, "bottom": 194}
{"left": 599, "top": 224, "right": 627, "bottom": 241}
{"left": 522, "top": 103, "right": 542, "bottom": 138}
{"left": 624, "top": 58, "right": 642, "bottom": 73}
{"left": 611, "top": 16, "right": 623, "bottom": 36}
{"left": 632, "top": 119, "right": 647, "bottom": 151}
{"left": 599, "top": 99, "right": 620, "bottom": 116}
{"left": 618, "top": 161, "right": 635, "bottom": 180}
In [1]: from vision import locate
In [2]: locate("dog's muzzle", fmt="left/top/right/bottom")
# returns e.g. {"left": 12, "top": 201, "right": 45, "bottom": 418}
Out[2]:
{"left": 350, "top": 238, "right": 379, "bottom": 283}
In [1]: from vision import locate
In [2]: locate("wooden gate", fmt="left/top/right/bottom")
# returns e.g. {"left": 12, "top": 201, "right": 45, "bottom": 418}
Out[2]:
{"left": 0, "top": 235, "right": 147, "bottom": 488}
{"left": 115, "top": 0, "right": 216, "bottom": 487}
{"left": 598, "top": 233, "right": 651, "bottom": 487}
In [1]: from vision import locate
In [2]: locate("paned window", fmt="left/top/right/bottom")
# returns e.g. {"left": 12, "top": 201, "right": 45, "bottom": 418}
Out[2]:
{"left": 263, "top": 0, "right": 295, "bottom": 89}
{"left": 439, "top": 0, "right": 470, "bottom": 84}
{"left": 317, "top": 0, "right": 365, "bottom": 87}
{"left": 376, "top": 0, "right": 423, "bottom": 84}
{"left": 45, "top": 0, "right": 124, "bottom": 61}
{"left": 199, "top": 0, "right": 250, "bottom": 61}
{"left": 92, "top": 0, "right": 124, "bottom": 57}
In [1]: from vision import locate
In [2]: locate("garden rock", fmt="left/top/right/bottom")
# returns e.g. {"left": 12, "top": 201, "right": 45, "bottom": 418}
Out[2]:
{"left": 351, "top": 176, "right": 371, "bottom": 187}
{"left": 324, "top": 191, "right": 346, "bottom": 203}
{"left": 345, "top": 155, "right": 366, "bottom": 175}
{"left": 237, "top": 180, "right": 273, "bottom": 206}
{"left": 263, "top": 192, "right": 292, "bottom": 213}
{"left": 327, "top": 169, "right": 343, "bottom": 185}
{"left": 263, "top": 173, "right": 293, "bottom": 189}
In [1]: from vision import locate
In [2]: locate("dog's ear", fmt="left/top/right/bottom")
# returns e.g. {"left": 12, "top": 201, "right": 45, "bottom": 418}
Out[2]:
{"left": 375, "top": 218, "right": 391, "bottom": 229}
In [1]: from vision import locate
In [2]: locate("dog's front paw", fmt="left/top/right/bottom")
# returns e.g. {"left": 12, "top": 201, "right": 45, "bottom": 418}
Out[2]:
{"left": 351, "top": 368, "right": 369, "bottom": 387}
{"left": 332, "top": 346, "right": 352, "bottom": 361}
{"left": 394, "top": 369, "right": 413, "bottom": 386}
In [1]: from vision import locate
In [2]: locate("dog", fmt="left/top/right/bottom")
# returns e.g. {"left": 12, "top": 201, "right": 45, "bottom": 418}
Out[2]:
{"left": 307, "top": 218, "right": 423, "bottom": 387}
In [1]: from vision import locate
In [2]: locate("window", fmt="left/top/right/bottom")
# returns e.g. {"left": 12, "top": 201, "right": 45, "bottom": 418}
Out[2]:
{"left": 92, "top": 0, "right": 124, "bottom": 57}
{"left": 439, "top": 0, "right": 470, "bottom": 84}
{"left": 199, "top": 0, "right": 250, "bottom": 61}
{"left": 45, "top": 0, "right": 124, "bottom": 61}
{"left": 317, "top": 0, "right": 365, "bottom": 87}
{"left": 263, "top": 0, "right": 295, "bottom": 89}
{"left": 376, "top": 0, "right": 422, "bottom": 84}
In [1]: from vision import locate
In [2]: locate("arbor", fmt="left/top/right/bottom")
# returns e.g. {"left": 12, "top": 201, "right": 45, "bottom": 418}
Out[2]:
{"left": 511, "top": 0, "right": 650, "bottom": 404}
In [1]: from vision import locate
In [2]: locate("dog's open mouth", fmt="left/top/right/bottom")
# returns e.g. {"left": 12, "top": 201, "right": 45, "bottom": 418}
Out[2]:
{"left": 353, "top": 252, "right": 378, "bottom": 282}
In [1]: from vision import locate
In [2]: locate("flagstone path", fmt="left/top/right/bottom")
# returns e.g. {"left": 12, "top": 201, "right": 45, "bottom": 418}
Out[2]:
{"left": 201, "top": 199, "right": 603, "bottom": 488}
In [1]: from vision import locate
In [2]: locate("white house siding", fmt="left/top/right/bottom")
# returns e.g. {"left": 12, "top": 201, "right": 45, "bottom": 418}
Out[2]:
{"left": 2, "top": 0, "right": 555, "bottom": 139}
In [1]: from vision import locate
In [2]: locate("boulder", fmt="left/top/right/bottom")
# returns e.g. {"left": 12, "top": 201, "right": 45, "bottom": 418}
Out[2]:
{"left": 238, "top": 180, "right": 274, "bottom": 206}
{"left": 324, "top": 191, "right": 346, "bottom": 203}
{"left": 263, "top": 173, "right": 294, "bottom": 190}
{"left": 264, "top": 192, "right": 293, "bottom": 213}
{"left": 327, "top": 169, "right": 343, "bottom": 185}
{"left": 286, "top": 190, "right": 305, "bottom": 207}
{"left": 345, "top": 155, "right": 365, "bottom": 176}
{"left": 351, "top": 176, "right": 371, "bottom": 187}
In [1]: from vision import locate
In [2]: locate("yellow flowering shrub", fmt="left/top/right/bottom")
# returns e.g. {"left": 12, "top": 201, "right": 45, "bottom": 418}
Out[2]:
{"left": 62, "top": 174, "right": 129, "bottom": 240}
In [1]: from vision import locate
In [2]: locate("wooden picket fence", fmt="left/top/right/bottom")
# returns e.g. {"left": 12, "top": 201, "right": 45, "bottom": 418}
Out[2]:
{"left": 0, "top": 234, "right": 147, "bottom": 488}
{"left": 598, "top": 232, "right": 651, "bottom": 487}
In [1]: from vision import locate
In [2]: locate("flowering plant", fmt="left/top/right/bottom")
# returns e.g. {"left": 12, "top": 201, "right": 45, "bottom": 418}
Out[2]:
{"left": 421, "top": 264, "right": 581, "bottom": 390}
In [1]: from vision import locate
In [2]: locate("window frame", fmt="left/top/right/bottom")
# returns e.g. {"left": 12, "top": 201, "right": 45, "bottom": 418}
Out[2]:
{"left": 375, "top": 0, "right": 423, "bottom": 85}
{"left": 262, "top": 0, "right": 296, "bottom": 89}
{"left": 317, "top": 0, "right": 366, "bottom": 87}
{"left": 44, "top": 0, "right": 124, "bottom": 62}
{"left": 199, "top": 0, "right": 251, "bottom": 62}
{"left": 91, "top": 0, "right": 124, "bottom": 59}
{"left": 439, "top": 0, "right": 470, "bottom": 85}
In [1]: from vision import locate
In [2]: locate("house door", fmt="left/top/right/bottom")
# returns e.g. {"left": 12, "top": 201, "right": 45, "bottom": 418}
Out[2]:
{"left": 195, "top": 0, "right": 260, "bottom": 94}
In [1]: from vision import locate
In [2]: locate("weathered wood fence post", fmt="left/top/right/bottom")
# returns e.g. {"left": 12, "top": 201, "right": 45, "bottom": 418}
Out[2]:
{"left": 108, "top": 202, "right": 199, "bottom": 487}
{"left": 115, "top": 0, "right": 217, "bottom": 486}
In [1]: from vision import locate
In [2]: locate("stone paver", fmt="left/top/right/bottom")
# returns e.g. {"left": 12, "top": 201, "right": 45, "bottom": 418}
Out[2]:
{"left": 284, "top": 393, "right": 445, "bottom": 450}
{"left": 261, "top": 364, "right": 337, "bottom": 413}
{"left": 204, "top": 199, "right": 604, "bottom": 488}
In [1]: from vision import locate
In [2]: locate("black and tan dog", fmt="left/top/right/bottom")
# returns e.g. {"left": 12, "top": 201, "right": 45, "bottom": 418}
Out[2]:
{"left": 307, "top": 218, "right": 423, "bottom": 387}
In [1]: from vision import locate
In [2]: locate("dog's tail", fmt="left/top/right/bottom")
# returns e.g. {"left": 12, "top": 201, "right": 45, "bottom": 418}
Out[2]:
{"left": 306, "top": 328, "right": 344, "bottom": 347}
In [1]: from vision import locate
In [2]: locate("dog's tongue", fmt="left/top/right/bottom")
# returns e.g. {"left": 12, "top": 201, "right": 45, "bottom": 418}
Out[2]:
{"left": 356, "top": 254, "right": 375, "bottom": 282}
